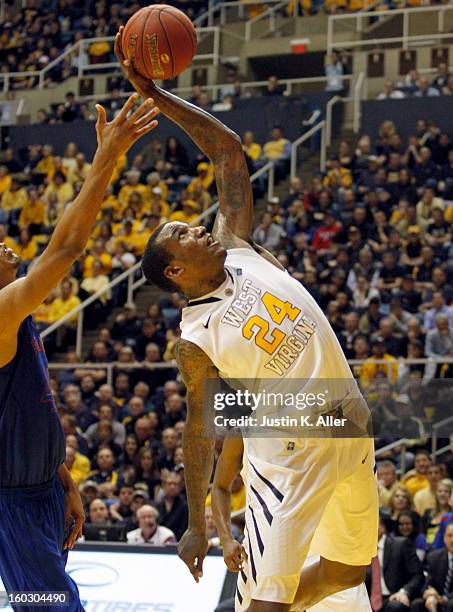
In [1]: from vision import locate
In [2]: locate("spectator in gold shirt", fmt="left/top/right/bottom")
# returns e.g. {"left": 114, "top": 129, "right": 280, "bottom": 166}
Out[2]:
{"left": 145, "top": 171, "right": 168, "bottom": 203}
{"left": 44, "top": 171, "right": 74, "bottom": 208}
{"left": 1, "top": 177, "right": 28, "bottom": 221}
{"left": 67, "top": 153, "right": 92, "bottom": 186}
{"left": 0, "top": 165, "right": 11, "bottom": 195}
{"left": 401, "top": 450, "right": 432, "bottom": 498}
{"left": 50, "top": 279, "right": 81, "bottom": 324}
{"left": 242, "top": 130, "right": 262, "bottom": 163}
{"left": 188, "top": 162, "right": 214, "bottom": 194}
{"left": 18, "top": 187, "right": 46, "bottom": 235}
{"left": 83, "top": 238, "right": 112, "bottom": 279}
{"left": 377, "top": 460, "right": 401, "bottom": 509}
{"left": 118, "top": 169, "right": 148, "bottom": 209}
{"left": 14, "top": 227, "right": 38, "bottom": 267}
{"left": 35, "top": 144, "right": 56, "bottom": 180}
{"left": 169, "top": 200, "right": 200, "bottom": 224}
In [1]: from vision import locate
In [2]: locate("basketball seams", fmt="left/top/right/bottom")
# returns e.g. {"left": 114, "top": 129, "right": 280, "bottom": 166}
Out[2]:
{"left": 161, "top": 8, "right": 197, "bottom": 58}
{"left": 141, "top": 7, "right": 153, "bottom": 78}
{"left": 158, "top": 7, "right": 174, "bottom": 79}
{"left": 123, "top": 5, "right": 196, "bottom": 80}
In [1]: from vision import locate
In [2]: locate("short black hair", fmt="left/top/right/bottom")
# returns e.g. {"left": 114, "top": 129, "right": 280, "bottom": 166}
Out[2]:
{"left": 141, "top": 223, "right": 179, "bottom": 293}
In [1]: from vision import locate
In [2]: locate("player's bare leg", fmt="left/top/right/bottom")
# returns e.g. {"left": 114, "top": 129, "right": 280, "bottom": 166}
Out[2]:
{"left": 291, "top": 558, "right": 366, "bottom": 610}
{"left": 247, "top": 600, "right": 291, "bottom": 611}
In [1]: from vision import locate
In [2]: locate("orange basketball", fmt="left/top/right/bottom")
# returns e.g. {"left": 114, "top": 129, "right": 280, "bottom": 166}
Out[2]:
{"left": 122, "top": 4, "right": 197, "bottom": 80}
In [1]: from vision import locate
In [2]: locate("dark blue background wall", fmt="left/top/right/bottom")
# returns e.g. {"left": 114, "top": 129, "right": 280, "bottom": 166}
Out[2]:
{"left": 361, "top": 96, "right": 453, "bottom": 142}
{"left": 7, "top": 93, "right": 333, "bottom": 163}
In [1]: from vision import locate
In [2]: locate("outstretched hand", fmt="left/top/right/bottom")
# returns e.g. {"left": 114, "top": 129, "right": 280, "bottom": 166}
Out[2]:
{"left": 95, "top": 93, "right": 159, "bottom": 158}
{"left": 114, "top": 26, "right": 155, "bottom": 99}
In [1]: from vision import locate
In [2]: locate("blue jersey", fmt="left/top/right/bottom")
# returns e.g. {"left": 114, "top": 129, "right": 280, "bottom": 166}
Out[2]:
{"left": 0, "top": 316, "right": 65, "bottom": 487}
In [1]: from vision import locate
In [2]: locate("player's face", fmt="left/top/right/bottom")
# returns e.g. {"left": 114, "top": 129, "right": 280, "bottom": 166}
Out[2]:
{"left": 160, "top": 221, "right": 226, "bottom": 279}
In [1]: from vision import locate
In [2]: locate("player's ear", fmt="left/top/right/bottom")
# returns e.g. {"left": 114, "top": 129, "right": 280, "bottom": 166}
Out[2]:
{"left": 165, "top": 264, "right": 185, "bottom": 282}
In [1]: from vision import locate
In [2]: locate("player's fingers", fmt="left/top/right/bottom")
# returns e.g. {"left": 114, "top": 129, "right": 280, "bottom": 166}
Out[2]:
{"left": 195, "top": 555, "right": 204, "bottom": 580}
{"left": 114, "top": 27, "right": 125, "bottom": 61}
{"left": 67, "top": 518, "right": 84, "bottom": 549}
{"left": 135, "top": 120, "right": 159, "bottom": 137}
{"left": 133, "top": 106, "right": 160, "bottom": 129}
{"left": 129, "top": 97, "right": 156, "bottom": 123}
{"left": 95, "top": 104, "right": 107, "bottom": 131}
{"left": 117, "top": 93, "right": 139, "bottom": 122}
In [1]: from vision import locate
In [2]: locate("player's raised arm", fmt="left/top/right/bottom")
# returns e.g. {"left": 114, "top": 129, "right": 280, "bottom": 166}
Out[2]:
{"left": 175, "top": 339, "right": 218, "bottom": 582}
{"left": 115, "top": 28, "right": 253, "bottom": 244}
{"left": 211, "top": 437, "right": 247, "bottom": 573}
{"left": 0, "top": 96, "right": 159, "bottom": 339}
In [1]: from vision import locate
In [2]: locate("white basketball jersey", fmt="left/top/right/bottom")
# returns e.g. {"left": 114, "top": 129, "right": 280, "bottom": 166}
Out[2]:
{"left": 180, "top": 247, "right": 352, "bottom": 382}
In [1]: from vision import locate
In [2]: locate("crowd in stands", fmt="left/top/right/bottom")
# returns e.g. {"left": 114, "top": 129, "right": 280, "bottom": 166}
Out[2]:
{"left": 377, "top": 64, "right": 453, "bottom": 100}
{"left": 2, "top": 86, "right": 453, "bottom": 608}
{"left": 0, "top": 0, "right": 207, "bottom": 90}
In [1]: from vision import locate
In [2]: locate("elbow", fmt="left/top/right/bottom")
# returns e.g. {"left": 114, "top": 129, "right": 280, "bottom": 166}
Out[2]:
{"left": 215, "top": 133, "right": 242, "bottom": 161}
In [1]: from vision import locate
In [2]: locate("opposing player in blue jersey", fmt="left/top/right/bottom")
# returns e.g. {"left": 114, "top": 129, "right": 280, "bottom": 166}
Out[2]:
{"left": 0, "top": 94, "right": 158, "bottom": 611}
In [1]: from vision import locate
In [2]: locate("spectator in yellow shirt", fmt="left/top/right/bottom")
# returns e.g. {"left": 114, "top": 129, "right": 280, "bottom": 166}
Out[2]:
{"left": 323, "top": 158, "right": 353, "bottom": 189}
{"left": 145, "top": 171, "right": 168, "bottom": 203}
{"left": 206, "top": 473, "right": 246, "bottom": 513}
{"left": 1, "top": 177, "right": 28, "bottom": 215}
{"left": 83, "top": 238, "right": 112, "bottom": 278}
{"left": 264, "top": 126, "right": 291, "bottom": 162}
{"left": 148, "top": 188, "right": 170, "bottom": 219}
{"left": 65, "top": 445, "right": 90, "bottom": 486}
{"left": 190, "top": 182, "right": 212, "bottom": 212}
{"left": 33, "top": 292, "right": 57, "bottom": 330}
{"left": 100, "top": 186, "right": 121, "bottom": 214}
{"left": 35, "top": 144, "right": 56, "bottom": 180}
{"left": 118, "top": 169, "right": 148, "bottom": 209}
{"left": 360, "top": 336, "right": 398, "bottom": 389}
{"left": 50, "top": 279, "right": 81, "bottom": 324}
{"left": 14, "top": 227, "right": 38, "bottom": 266}
{"left": 114, "top": 219, "right": 146, "bottom": 255}
{"left": 169, "top": 200, "right": 200, "bottom": 224}
{"left": 18, "top": 187, "right": 46, "bottom": 234}
{"left": 401, "top": 450, "right": 432, "bottom": 498}
{"left": 128, "top": 191, "right": 148, "bottom": 219}
{"left": 0, "top": 165, "right": 11, "bottom": 195}
{"left": 263, "top": 126, "right": 291, "bottom": 180}
{"left": 110, "top": 153, "right": 127, "bottom": 184}
{"left": 67, "top": 153, "right": 92, "bottom": 186}
{"left": 44, "top": 171, "right": 74, "bottom": 207}
{"left": 242, "top": 131, "right": 262, "bottom": 163}
{"left": 188, "top": 162, "right": 214, "bottom": 193}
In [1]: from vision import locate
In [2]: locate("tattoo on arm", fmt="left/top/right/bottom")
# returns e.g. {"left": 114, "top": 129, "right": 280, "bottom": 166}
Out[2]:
{"left": 176, "top": 340, "right": 218, "bottom": 532}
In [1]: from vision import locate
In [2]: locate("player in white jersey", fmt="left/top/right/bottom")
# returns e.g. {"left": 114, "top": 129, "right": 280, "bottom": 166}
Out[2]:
{"left": 211, "top": 437, "right": 373, "bottom": 612}
{"left": 116, "top": 28, "right": 378, "bottom": 612}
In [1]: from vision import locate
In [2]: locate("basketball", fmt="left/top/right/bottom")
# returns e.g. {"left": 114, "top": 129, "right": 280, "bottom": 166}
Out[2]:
{"left": 122, "top": 4, "right": 197, "bottom": 80}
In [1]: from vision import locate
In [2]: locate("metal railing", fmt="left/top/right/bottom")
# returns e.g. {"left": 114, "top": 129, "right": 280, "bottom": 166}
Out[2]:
{"left": 73, "top": 75, "right": 354, "bottom": 109}
{"left": 290, "top": 120, "right": 326, "bottom": 179}
{"left": 47, "top": 361, "right": 177, "bottom": 387}
{"left": 432, "top": 415, "right": 453, "bottom": 460}
{"left": 325, "top": 71, "right": 364, "bottom": 147}
{"left": 375, "top": 439, "right": 411, "bottom": 474}
{"left": 0, "top": 28, "right": 221, "bottom": 94}
{"left": 245, "top": 0, "right": 295, "bottom": 41}
{"left": 40, "top": 160, "right": 276, "bottom": 356}
{"left": 328, "top": 5, "right": 453, "bottom": 54}
{"left": 194, "top": 0, "right": 290, "bottom": 28}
